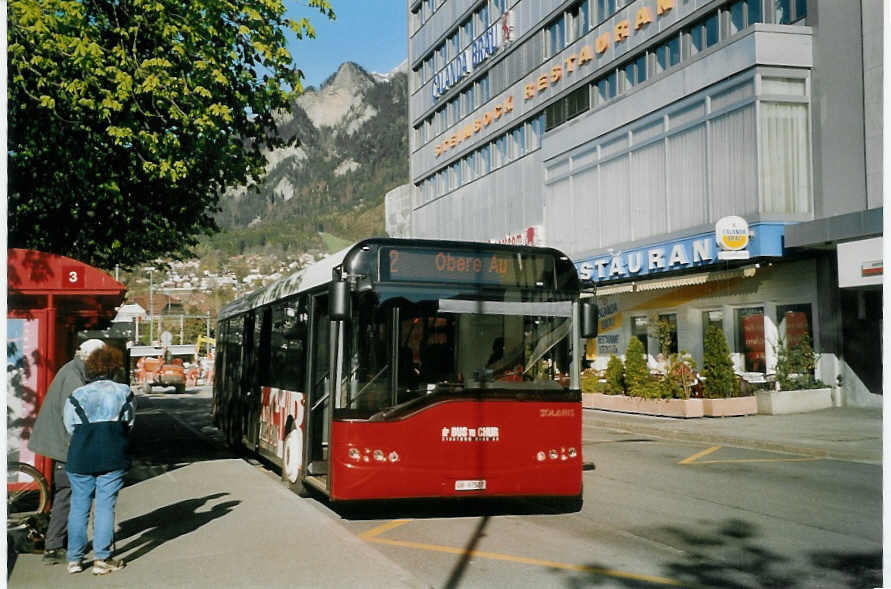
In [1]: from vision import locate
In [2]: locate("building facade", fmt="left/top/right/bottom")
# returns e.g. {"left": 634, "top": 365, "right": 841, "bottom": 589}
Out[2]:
{"left": 402, "top": 0, "right": 883, "bottom": 405}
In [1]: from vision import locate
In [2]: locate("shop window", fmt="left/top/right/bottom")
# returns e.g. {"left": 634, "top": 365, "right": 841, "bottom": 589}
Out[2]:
{"left": 776, "top": 304, "right": 813, "bottom": 347}
{"left": 702, "top": 310, "right": 724, "bottom": 341}
{"left": 736, "top": 307, "right": 766, "bottom": 372}
{"left": 631, "top": 316, "right": 648, "bottom": 351}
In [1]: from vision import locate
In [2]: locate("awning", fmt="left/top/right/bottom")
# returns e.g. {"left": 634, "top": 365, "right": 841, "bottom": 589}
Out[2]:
{"left": 596, "top": 265, "right": 757, "bottom": 295}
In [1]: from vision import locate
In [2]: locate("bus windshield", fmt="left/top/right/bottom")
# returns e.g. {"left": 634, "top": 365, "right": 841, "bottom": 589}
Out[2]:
{"left": 338, "top": 294, "right": 574, "bottom": 418}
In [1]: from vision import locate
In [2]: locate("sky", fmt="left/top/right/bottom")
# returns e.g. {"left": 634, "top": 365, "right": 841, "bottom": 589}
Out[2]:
{"left": 286, "top": 2, "right": 409, "bottom": 90}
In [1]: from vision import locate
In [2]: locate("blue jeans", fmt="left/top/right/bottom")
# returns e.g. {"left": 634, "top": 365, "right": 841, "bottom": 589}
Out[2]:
{"left": 66, "top": 470, "right": 125, "bottom": 562}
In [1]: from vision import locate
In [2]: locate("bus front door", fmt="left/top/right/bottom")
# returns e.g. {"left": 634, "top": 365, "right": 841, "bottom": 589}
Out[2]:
{"left": 306, "top": 293, "right": 330, "bottom": 480}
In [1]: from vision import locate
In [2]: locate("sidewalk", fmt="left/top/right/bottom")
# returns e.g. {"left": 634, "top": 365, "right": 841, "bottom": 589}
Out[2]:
{"left": 8, "top": 460, "right": 421, "bottom": 588}
{"left": 583, "top": 406, "right": 883, "bottom": 464}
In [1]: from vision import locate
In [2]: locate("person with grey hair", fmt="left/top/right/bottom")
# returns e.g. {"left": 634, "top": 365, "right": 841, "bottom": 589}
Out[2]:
{"left": 28, "top": 339, "right": 105, "bottom": 565}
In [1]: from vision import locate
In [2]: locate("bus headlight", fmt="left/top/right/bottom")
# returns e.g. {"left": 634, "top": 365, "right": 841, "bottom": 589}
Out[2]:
{"left": 536, "top": 451, "right": 546, "bottom": 462}
{"left": 348, "top": 448, "right": 360, "bottom": 461}
{"left": 373, "top": 450, "right": 386, "bottom": 462}
{"left": 549, "top": 449, "right": 559, "bottom": 460}
{"left": 568, "top": 447, "right": 577, "bottom": 458}
{"left": 388, "top": 451, "right": 399, "bottom": 463}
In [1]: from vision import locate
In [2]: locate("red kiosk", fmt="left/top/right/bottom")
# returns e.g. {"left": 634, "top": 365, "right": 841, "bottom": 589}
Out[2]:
{"left": 7, "top": 249, "right": 126, "bottom": 486}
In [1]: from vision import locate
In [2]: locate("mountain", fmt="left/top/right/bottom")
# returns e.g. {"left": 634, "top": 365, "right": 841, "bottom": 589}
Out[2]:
{"left": 201, "top": 60, "right": 409, "bottom": 265}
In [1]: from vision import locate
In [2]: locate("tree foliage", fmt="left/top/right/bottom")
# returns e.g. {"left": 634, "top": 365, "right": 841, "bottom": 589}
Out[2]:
{"left": 624, "top": 336, "right": 651, "bottom": 397}
{"left": 702, "top": 326, "right": 736, "bottom": 398}
{"left": 8, "top": 0, "right": 334, "bottom": 269}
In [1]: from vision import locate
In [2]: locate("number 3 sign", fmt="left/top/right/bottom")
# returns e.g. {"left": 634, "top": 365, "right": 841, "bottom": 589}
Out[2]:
{"left": 61, "top": 265, "right": 84, "bottom": 288}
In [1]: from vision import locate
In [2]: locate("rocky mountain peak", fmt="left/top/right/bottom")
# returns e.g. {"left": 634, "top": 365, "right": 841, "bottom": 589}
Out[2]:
{"left": 297, "top": 61, "right": 376, "bottom": 129}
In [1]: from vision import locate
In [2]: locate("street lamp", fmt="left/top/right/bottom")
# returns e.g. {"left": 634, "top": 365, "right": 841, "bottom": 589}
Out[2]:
{"left": 145, "top": 266, "right": 156, "bottom": 345}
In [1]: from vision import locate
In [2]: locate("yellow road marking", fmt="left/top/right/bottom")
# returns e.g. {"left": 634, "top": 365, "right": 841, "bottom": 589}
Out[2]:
{"left": 694, "top": 457, "right": 821, "bottom": 465}
{"left": 358, "top": 519, "right": 412, "bottom": 540}
{"left": 360, "top": 520, "right": 683, "bottom": 586}
{"left": 679, "top": 445, "right": 822, "bottom": 465}
{"left": 678, "top": 445, "right": 721, "bottom": 464}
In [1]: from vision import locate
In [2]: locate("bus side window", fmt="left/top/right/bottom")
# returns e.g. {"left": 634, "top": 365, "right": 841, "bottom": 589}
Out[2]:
{"left": 270, "top": 297, "right": 307, "bottom": 392}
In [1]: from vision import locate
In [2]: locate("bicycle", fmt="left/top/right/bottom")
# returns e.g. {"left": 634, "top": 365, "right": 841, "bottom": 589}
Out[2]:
{"left": 7, "top": 461, "right": 50, "bottom": 525}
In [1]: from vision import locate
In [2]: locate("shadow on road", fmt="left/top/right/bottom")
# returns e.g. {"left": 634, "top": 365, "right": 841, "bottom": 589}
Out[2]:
{"left": 114, "top": 493, "right": 240, "bottom": 562}
{"left": 551, "top": 517, "right": 881, "bottom": 589}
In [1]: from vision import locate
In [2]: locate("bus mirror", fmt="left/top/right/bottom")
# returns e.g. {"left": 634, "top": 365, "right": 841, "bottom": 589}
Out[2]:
{"left": 581, "top": 300, "right": 598, "bottom": 338}
{"left": 330, "top": 281, "right": 351, "bottom": 322}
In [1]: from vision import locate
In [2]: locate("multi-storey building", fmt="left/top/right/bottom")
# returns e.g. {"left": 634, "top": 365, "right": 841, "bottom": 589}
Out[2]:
{"left": 400, "top": 0, "right": 883, "bottom": 405}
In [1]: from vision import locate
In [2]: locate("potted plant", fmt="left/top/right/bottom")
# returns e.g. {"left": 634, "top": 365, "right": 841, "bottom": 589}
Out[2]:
{"left": 757, "top": 332, "right": 832, "bottom": 414}
{"left": 701, "top": 326, "right": 757, "bottom": 416}
{"left": 586, "top": 338, "right": 703, "bottom": 417}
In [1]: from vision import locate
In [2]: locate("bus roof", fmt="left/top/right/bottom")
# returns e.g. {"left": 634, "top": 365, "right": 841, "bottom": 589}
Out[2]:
{"left": 217, "top": 238, "right": 578, "bottom": 322}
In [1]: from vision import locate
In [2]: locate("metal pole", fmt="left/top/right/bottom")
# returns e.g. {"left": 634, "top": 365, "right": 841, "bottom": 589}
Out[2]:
{"left": 180, "top": 315, "right": 184, "bottom": 344}
{"left": 146, "top": 267, "right": 156, "bottom": 345}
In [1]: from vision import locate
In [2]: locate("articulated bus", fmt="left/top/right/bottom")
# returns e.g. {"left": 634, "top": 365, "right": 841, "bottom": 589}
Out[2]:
{"left": 213, "top": 238, "right": 597, "bottom": 505}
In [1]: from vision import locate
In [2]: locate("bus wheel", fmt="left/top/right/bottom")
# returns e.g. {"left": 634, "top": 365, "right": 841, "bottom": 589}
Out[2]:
{"left": 282, "top": 428, "right": 309, "bottom": 497}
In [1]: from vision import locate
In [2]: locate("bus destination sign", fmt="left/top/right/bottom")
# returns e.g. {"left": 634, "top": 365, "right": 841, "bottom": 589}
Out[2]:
{"left": 380, "top": 247, "right": 554, "bottom": 288}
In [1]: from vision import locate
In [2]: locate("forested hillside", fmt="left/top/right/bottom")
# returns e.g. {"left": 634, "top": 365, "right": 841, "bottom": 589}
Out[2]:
{"left": 195, "top": 62, "right": 409, "bottom": 267}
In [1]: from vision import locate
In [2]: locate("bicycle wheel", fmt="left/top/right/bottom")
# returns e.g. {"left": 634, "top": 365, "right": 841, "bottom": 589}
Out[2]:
{"left": 7, "top": 461, "right": 49, "bottom": 521}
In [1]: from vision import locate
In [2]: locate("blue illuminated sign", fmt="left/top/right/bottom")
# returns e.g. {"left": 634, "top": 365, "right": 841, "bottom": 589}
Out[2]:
{"left": 575, "top": 223, "right": 787, "bottom": 283}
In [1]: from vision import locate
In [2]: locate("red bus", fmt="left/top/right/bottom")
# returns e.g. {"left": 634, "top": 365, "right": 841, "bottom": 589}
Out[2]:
{"left": 213, "top": 238, "right": 596, "bottom": 505}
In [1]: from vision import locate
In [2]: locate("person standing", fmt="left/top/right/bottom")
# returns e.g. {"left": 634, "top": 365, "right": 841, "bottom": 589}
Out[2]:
{"left": 63, "top": 345, "right": 135, "bottom": 576}
{"left": 28, "top": 338, "right": 106, "bottom": 565}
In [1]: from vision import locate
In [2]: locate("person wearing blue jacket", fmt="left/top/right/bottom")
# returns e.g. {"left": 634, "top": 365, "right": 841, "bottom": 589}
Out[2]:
{"left": 62, "top": 345, "right": 135, "bottom": 576}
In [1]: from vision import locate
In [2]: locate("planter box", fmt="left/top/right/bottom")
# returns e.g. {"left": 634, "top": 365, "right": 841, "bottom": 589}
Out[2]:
{"left": 755, "top": 388, "right": 833, "bottom": 415}
{"left": 702, "top": 396, "right": 758, "bottom": 417}
{"left": 583, "top": 393, "right": 703, "bottom": 418}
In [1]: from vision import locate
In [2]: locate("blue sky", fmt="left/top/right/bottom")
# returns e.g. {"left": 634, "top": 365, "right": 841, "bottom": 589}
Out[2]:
{"left": 286, "top": 2, "right": 409, "bottom": 90}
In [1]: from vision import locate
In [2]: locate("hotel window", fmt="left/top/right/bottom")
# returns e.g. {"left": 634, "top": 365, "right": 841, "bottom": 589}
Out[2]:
{"left": 727, "top": 0, "right": 764, "bottom": 35}
{"left": 494, "top": 135, "right": 508, "bottom": 167}
{"left": 475, "top": 75, "right": 490, "bottom": 105}
{"left": 759, "top": 101, "right": 810, "bottom": 213}
{"left": 528, "top": 114, "right": 545, "bottom": 150}
{"left": 476, "top": 3, "right": 489, "bottom": 33}
{"left": 568, "top": 1, "right": 590, "bottom": 43}
{"left": 566, "top": 84, "right": 590, "bottom": 120}
{"left": 596, "top": 0, "right": 616, "bottom": 24}
{"left": 546, "top": 14, "right": 566, "bottom": 57}
{"left": 545, "top": 100, "right": 566, "bottom": 131}
{"left": 435, "top": 43, "right": 446, "bottom": 70}
{"left": 491, "top": 0, "right": 507, "bottom": 20}
{"left": 510, "top": 124, "right": 526, "bottom": 159}
{"left": 776, "top": 0, "right": 807, "bottom": 24}
{"left": 688, "top": 14, "right": 719, "bottom": 57}
{"left": 595, "top": 71, "right": 617, "bottom": 104}
{"left": 480, "top": 144, "right": 492, "bottom": 174}
{"left": 736, "top": 307, "right": 766, "bottom": 372}
{"left": 622, "top": 61, "right": 635, "bottom": 91}
{"left": 655, "top": 35, "right": 681, "bottom": 73}
{"left": 448, "top": 32, "right": 459, "bottom": 60}
{"left": 634, "top": 53, "right": 648, "bottom": 85}
{"left": 461, "top": 17, "right": 474, "bottom": 48}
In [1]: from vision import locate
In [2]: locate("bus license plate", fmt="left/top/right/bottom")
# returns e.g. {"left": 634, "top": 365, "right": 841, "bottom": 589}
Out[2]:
{"left": 455, "top": 479, "right": 486, "bottom": 491}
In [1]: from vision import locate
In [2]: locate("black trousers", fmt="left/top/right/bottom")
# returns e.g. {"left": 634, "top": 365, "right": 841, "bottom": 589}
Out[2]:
{"left": 45, "top": 461, "right": 71, "bottom": 551}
